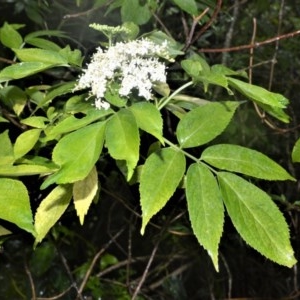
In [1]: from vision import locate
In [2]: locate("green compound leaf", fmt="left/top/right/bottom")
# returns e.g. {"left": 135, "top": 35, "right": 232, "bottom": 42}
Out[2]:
{"left": 105, "top": 109, "right": 140, "bottom": 181}
{"left": 186, "top": 163, "right": 224, "bottom": 271}
{"left": 41, "top": 121, "right": 105, "bottom": 189}
{"left": 73, "top": 166, "right": 98, "bottom": 225}
{"left": 130, "top": 102, "right": 164, "bottom": 144}
{"left": 177, "top": 101, "right": 240, "bottom": 148}
{"left": 14, "top": 128, "right": 42, "bottom": 160}
{"left": 228, "top": 77, "right": 289, "bottom": 108}
{"left": 201, "top": 144, "right": 295, "bottom": 181}
{"left": 218, "top": 172, "right": 297, "bottom": 268}
{"left": 140, "top": 147, "right": 186, "bottom": 235}
{"left": 0, "top": 178, "right": 35, "bottom": 235}
{"left": 34, "top": 185, "right": 72, "bottom": 245}
{"left": 0, "top": 22, "right": 23, "bottom": 49}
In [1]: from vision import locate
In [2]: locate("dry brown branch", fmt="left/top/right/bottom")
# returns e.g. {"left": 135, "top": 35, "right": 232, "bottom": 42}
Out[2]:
{"left": 184, "top": 7, "right": 210, "bottom": 51}
{"left": 199, "top": 29, "right": 300, "bottom": 53}
{"left": 190, "top": 0, "right": 223, "bottom": 47}
{"left": 0, "top": 57, "right": 15, "bottom": 64}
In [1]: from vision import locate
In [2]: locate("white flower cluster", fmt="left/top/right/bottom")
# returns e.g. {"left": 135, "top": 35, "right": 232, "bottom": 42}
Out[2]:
{"left": 74, "top": 39, "right": 169, "bottom": 109}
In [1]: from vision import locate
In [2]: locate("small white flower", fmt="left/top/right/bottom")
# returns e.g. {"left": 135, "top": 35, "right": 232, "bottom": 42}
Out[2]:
{"left": 74, "top": 39, "right": 168, "bottom": 109}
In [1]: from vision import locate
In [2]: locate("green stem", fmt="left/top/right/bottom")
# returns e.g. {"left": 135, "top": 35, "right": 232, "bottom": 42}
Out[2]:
{"left": 163, "top": 138, "right": 199, "bottom": 163}
{"left": 163, "top": 138, "right": 218, "bottom": 175}
{"left": 157, "top": 81, "right": 194, "bottom": 110}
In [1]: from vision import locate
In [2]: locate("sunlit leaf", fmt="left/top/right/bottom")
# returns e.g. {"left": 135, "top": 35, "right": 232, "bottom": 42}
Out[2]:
{"left": 14, "top": 129, "right": 42, "bottom": 160}
{"left": 13, "top": 48, "right": 68, "bottom": 65}
{"left": 59, "top": 46, "right": 83, "bottom": 66}
{"left": 0, "top": 178, "right": 35, "bottom": 235}
{"left": 177, "top": 101, "right": 240, "bottom": 148}
{"left": 0, "top": 22, "right": 23, "bottom": 49}
{"left": 186, "top": 163, "right": 224, "bottom": 271}
{"left": 73, "top": 166, "right": 98, "bottom": 225}
{"left": 46, "top": 108, "right": 112, "bottom": 139}
{"left": 41, "top": 121, "right": 105, "bottom": 188}
{"left": 0, "top": 130, "right": 14, "bottom": 166}
{"left": 130, "top": 102, "right": 164, "bottom": 144}
{"left": 292, "top": 138, "right": 300, "bottom": 163}
{"left": 228, "top": 77, "right": 289, "bottom": 108}
{"left": 218, "top": 172, "right": 296, "bottom": 268}
{"left": 25, "top": 37, "right": 61, "bottom": 51}
{"left": 140, "top": 147, "right": 186, "bottom": 234}
{"left": 201, "top": 144, "right": 295, "bottom": 181}
{"left": 0, "top": 62, "right": 56, "bottom": 82}
{"left": 34, "top": 185, "right": 73, "bottom": 245}
{"left": 105, "top": 109, "right": 139, "bottom": 180}
{"left": 0, "top": 164, "right": 58, "bottom": 176}
{"left": 251, "top": 102, "right": 290, "bottom": 123}
{"left": 21, "top": 116, "right": 48, "bottom": 128}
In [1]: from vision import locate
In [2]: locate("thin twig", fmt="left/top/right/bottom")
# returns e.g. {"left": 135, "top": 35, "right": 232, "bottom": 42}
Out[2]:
{"left": 184, "top": 7, "right": 210, "bottom": 51}
{"left": 148, "top": 261, "right": 193, "bottom": 290}
{"left": 199, "top": 28, "right": 300, "bottom": 53}
{"left": 220, "top": 252, "right": 232, "bottom": 299}
{"left": 36, "top": 285, "right": 73, "bottom": 300}
{"left": 75, "top": 228, "right": 124, "bottom": 299}
{"left": 131, "top": 241, "right": 159, "bottom": 300}
{"left": 268, "top": 0, "right": 285, "bottom": 90}
{"left": 190, "top": 0, "right": 223, "bottom": 46}
{"left": 0, "top": 57, "right": 15, "bottom": 64}
{"left": 24, "top": 260, "right": 36, "bottom": 300}
{"left": 57, "top": 246, "right": 82, "bottom": 299}
{"left": 126, "top": 219, "right": 133, "bottom": 290}
{"left": 152, "top": 12, "right": 173, "bottom": 38}
{"left": 249, "top": 18, "right": 257, "bottom": 84}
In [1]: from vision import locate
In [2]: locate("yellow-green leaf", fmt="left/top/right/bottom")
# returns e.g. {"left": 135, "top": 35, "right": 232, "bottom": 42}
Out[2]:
{"left": 105, "top": 109, "right": 139, "bottom": 180}
{"left": 73, "top": 166, "right": 98, "bottom": 225}
{"left": 0, "top": 178, "right": 35, "bottom": 235}
{"left": 34, "top": 185, "right": 72, "bottom": 245}
{"left": 0, "top": 164, "right": 58, "bottom": 176}
{"left": 292, "top": 138, "right": 300, "bottom": 163}
{"left": 41, "top": 121, "right": 105, "bottom": 188}
{"left": 0, "top": 22, "right": 23, "bottom": 49}
{"left": 0, "top": 62, "right": 55, "bottom": 82}
{"left": 14, "top": 129, "right": 42, "bottom": 159}
{"left": 13, "top": 48, "right": 68, "bottom": 65}
{"left": 130, "top": 102, "right": 164, "bottom": 144}
{"left": 0, "top": 130, "right": 14, "bottom": 166}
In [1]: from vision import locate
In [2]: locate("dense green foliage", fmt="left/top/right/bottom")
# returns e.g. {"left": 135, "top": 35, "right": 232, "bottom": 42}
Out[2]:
{"left": 1, "top": 0, "right": 300, "bottom": 299}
